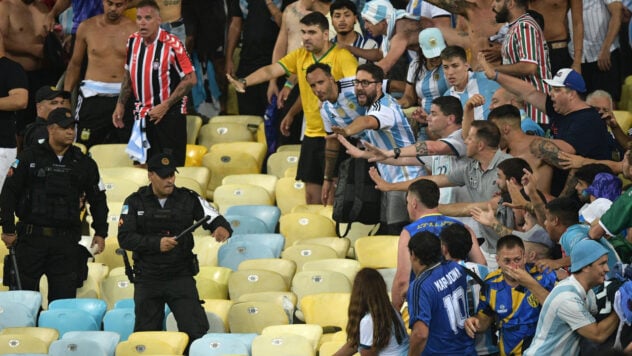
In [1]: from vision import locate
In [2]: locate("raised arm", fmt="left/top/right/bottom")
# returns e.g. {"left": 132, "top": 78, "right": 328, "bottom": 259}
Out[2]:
{"left": 569, "top": 0, "right": 584, "bottom": 72}
{"left": 63, "top": 22, "right": 89, "bottom": 91}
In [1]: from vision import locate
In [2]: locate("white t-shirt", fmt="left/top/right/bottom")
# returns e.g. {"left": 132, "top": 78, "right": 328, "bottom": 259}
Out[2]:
{"left": 359, "top": 313, "right": 409, "bottom": 356}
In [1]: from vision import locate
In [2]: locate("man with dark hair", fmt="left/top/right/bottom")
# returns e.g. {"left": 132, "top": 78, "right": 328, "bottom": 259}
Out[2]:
{"left": 407, "top": 230, "right": 476, "bottom": 355}
{"left": 540, "top": 197, "right": 620, "bottom": 278}
{"left": 464, "top": 234, "right": 556, "bottom": 356}
{"left": 23, "top": 86, "right": 71, "bottom": 149}
{"left": 330, "top": 62, "right": 421, "bottom": 234}
{"left": 228, "top": 12, "right": 358, "bottom": 205}
{"left": 391, "top": 179, "right": 485, "bottom": 309}
{"left": 113, "top": 0, "right": 196, "bottom": 166}
{"left": 330, "top": 0, "right": 378, "bottom": 65}
{"left": 441, "top": 224, "right": 499, "bottom": 356}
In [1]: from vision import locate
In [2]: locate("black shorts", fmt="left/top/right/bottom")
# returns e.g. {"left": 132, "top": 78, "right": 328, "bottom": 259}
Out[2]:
{"left": 296, "top": 136, "right": 325, "bottom": 185}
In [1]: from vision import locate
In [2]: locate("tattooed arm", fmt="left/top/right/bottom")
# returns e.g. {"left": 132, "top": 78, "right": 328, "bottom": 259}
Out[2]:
{"left": 113, "top": 72, "right": 133, "bottom": 128}
{"left": 529, "top": 138, "right": 566, "bottom": 169}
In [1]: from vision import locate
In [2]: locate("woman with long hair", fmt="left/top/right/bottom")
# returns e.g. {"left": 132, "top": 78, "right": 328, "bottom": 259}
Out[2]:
{"left": 334, "top": 268, "right": 409, "bottom": 356}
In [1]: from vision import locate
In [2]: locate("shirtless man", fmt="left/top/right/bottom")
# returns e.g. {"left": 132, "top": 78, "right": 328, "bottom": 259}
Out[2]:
{"left": 529, "top": 0, "right": 583, "bottom": 73}
{"left": 155, "top": 0, "right": 185, "bottom": 44}
{"left": 63, "top": 0, "right": 136, "bottom": 149}
{"left": 0, "top": 0, "right": 57, "bottom": 149}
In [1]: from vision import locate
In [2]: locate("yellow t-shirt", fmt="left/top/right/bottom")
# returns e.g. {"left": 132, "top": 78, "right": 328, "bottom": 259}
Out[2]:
{"left": 278, "top": 44, "right": 358, "bottom": 137}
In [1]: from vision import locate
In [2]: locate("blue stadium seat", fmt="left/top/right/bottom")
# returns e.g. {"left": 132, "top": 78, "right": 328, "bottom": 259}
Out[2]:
{"left": 38, "top": 309, "right": 99, "bottom": 336}
{"left": 225, "top": 205, "right": 281, "bottom": 233}
{"left": 0, "top": 291, "right": 42, "bottom": 328}
{"left": 229, "top": 234, "right": 285, "bottom": 258}
{"left": 217, "top": 240, "right": 276, "bottom": 271}
{"left": 224, "top": 215, "right": 270, "bottom": 235}
{"left": 103, "top": 308, "right": 135, "bottom": 342}
{"left": 48, "top": 298, "right": 107, "bottom": 327}
{"left": 193, "top": 333, "right": 257, "bottom": 356}
{"left": 49, "top": 330, "right": 120, "bottom": 356}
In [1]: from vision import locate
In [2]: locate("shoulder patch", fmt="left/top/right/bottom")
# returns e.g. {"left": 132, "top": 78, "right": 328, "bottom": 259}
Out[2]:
{"left": 10, "top": 159, "right": 19, "bottom": 169}
{"left": 120, "top": 205, "right": 129, "bottom": 215}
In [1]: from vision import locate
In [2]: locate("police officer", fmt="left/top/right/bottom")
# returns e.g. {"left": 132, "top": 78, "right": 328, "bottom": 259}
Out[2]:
{"left": 118, "top": 152, "right": 232, "bottom": 347}
{"left": 0, "top": 107, "right": 108, "bottom": 300}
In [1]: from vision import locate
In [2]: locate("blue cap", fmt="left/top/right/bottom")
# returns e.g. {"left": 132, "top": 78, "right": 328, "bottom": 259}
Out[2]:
{"left": 544, "top": 68, "right": 586, "bottom": 93}
{"left": 585, "top": 173, "right": 622, "bottom": 202}
{"left": 418, "top": 28, "right": 446, "bottom": 59}
{"left": 570, "top": 239, "right": 608, "bottom": 273}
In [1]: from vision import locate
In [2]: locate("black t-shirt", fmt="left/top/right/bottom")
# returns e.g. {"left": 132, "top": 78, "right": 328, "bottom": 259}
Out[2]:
{"left": 0, "top": 57, "right": 28, "bottom": 148}
{"left": 228, "top": 0, "right": 280, "bottom": 74}
{"left": 546, "top": 96, "right": 611, "bottom": 160}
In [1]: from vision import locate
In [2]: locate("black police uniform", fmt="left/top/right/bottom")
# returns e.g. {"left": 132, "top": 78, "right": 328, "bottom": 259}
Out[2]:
{"left": 0, "top": 142, "right": 108, "bottom": 300}
{"left": 118, "top": 184, "right": 232, "bottom": 342}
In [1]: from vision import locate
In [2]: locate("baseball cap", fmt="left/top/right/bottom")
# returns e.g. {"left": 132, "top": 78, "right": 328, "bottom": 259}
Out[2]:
{"left": 147, "top": 153, "right": 179, "bottom": 178}
{"left": 418, "top": 28, "right": 446, "bottom": 59}
{"left": 514, "top": 225, "right": 555, "bottom": 249}
{"left": 361, "top": 0, "right": 393, "bottom": 25}
{"left": 36, "top": 86, "right": 70, "bottom": 103}
{"left": 543, "top": 68, "right": 586, "bottom": 93}
{"left": 570, "top": 239, "right": 608, "bottom": 273}
{"left": 47, "top": 107, "right": 77, "bottom": 128}
{"left": 585, "top": 173, "right": 622, "bottom": 202}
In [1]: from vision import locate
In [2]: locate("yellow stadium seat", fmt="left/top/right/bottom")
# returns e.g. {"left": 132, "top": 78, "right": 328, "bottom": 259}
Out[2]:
{"left": 252, "top": 333, "right": 314, "bottom": 356}
{"left": 198, "top": 122, "right": 255, "bottom": 148}
{"left": 238, "top": 258, "right": 297, "bottom": 288}
{"left": 73, "top": 142, "right": 87, "bottom": 154}
{"left": 176, "top": 176, "right": 204, "bottom": 197}
{"left": 284, "top": 166, "right": 298, "bottom": 178}
{"left": 186, "top": 115, "right": 203, "bottom": 145}
{"left": 101, "top": 167, "right": 149, "bottom": 186}
{"left": 0, "top": 334, "right": 50, "bottom": 354}
{"left": 237, "top": 291, "right": 298, "bottom": 312}
{"left": 228, "top": 269, "right": 288, "bottom": 300}
{"left": 300, "top": 293, "right": 350, "bottom": 331}
{"left": 294, "top": 237, "right": 349, "bottom": 259}
{"left": 302, "top": 258, "right": 360, "bottom": 284}
{"left": 276, "top": 144, "right": 301, "bottom": 153}
{"left": 202, "top": 299, "right": 235, "bottom": 332}
{"left": 279, "top": 213, "right": 336, "bottom": 247}
{"left": 211, "top": 114, "right": 264, "bottom": 129}
{"left": 178, "top": 166, "right": 210, "bottom": 194}
{"left": 211, "top": 141, "right": 267, "bottom": 170}
{"left": 267, "top": 151, "right": 300, "bottom": 178}
{"left": 104, "top": 201, "right": 124, "bottom": 238}
{"left": 89, "top": 144, "right": 134, "bottom": 168}
{"left": 101, "top": 275, "right": 134, "bottom": 310}
{"left": 0, "top": 327, "right": 58, "bottom": 351}
{"left": 192, "top": 236, "right": 223, "bottom": 266}
{"left": 94, "top": 237, "right": 127, "bottom": 271}
{"left": 354, "top": 235, "right": 399, "bottom": 269}
{"left": 261, "top": 324, "right": 323, "bottom": 352}
{"left": 256, "top": 122, "right": 267, "bottom": 153}
{"left": 275, "top": 178, "right": 307, "bottom": 215}
{"left": 102, "top": 177, "right": 141, "bottom": 203}
{"left": 116, "top": 331, "right": 188, "bottom": 355}
{"left": 212, "top": 184, "right": 274, "bottom": 214}
{"left": 202, "top": 149, "right": 261, "bottom": 199}
{"left": 222, "top": 174, "right": 278, "bottom": 202}
{"left": 228, "top": 301, "right": 289, "bottom": 334}
{"left": 184, "top": 144, "right": 208, "bottom": 167}
{"left": 613, "top": 110, "right": 632, "bottom": 133}
{"left": 336, "top": 222, "right": 381, "bottom": 258}
{"left": 195, "top": 266, "right": 232, "bottom": 300}
{"left": 281, "top": 245, "right": 338, "bottom": 271}
{"left": 291, "top": 271, "right": 351, "bottom": 312}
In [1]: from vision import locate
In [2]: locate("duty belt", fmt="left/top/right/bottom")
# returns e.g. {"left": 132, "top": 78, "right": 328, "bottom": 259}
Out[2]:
{"left": 23, "top": 224, "right": 59, "bottom": 237}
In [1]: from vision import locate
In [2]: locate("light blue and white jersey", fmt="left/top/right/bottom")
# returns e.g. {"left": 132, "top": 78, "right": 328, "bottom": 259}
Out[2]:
{"left": 364, "top": 93, "right": 423, "bottom": 183}
{"left": 321, "top": 78, "right": 367, "bottom": 139}
{"left": 407, "top": 60, "right": 448, "bottom": 114}
{"left": 520, "top": 109, "right": 545, "bottom": 136}
{"left": 524, "top": 275, "right": 598, "bottom": 356}
{"left": 445, "top": 71, "right": 500, "bottom": 120}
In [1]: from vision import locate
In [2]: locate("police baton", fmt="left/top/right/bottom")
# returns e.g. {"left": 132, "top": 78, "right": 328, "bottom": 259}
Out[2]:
{"left": 9, "top": 247, "right": 22, "bottom": 290}
{"left": 174, "top": 216, "right": 211, "bottom": 241}
{"left": 115, "top": 248, "right": 135, "bottom": 283}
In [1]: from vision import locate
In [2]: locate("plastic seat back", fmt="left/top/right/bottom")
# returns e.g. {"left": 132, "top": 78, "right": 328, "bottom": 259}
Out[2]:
{"left": 38, "top": 309, "right": 99, "bottom": 337}
{"left": 184, "top": 144, "right": 209, "bottom": 167}
{"left": 291, "top": 271, "right": 352, "bottom": 308}
{"left": 261, "top": 324, "right": 323, "bottom": 352}
{"left": 225, "top": 215, "right": 270, "bottom": 235}
{"left": 186, "top": 115, "right": 203, "bottom": 145}
{"left": 197, "top": 333, "right": 257, "bottom": 356}
{"left": 0, "top": 290, "right": 42, "bottom": 328}
{"left": 274, "top": 177, "right": 307, "bottom": 215}
{"left": 267, "top": 151, "right": 300, "bottom": 178}
{"left": 50, "top": 330, "right": 120, "bottom": 356}
{"left": 222, "top": 174, "right": 278, "bottom": 203}
{"left": 225, "top": 205, "right": 281, "bottom": 233}
{"left": 103, "top": 308, "right": 135, "bottom": 342}
{"left": 100, "top": 275, "right": 134, "bottom": 309}
{"left": 88, "top": 144, "right": 133, "bottom": 168}
{"left": 302, "top": 259, "right": 360, "bottom": 284}
{"left": 238, "top": 258, "right": 296, "bottom": 288}
{"left": 300, "top": 293, "right": 350, "bottom": 331}
{"left": 117, "top": 331, "right": 188, "bottom": 355}
{"left": 281, "top": 245, "right": 338, "bottom": 270}
{"left": 295, "top": 237, "right": 350, "bottom": 258}
{"left": 252, "top": 333, "right": 314, "bottom": 356}
{"left": 354, "top": 235, "right": 399, "bottom": 268}
{"left": 229, "top": 233, "right": 285, "bottom": 258}
{"left": 228, "top": 269, "right": 288, "bottom": 300}
{"left": 190, "top": 335, "right": 249, "bottom": 356}
{"left": 0, "top": 333, "right": 49, "bottom": 354}
{"left": 279, "top": 213, "right": 336, "bottom": 247}
{"left": 217, "top": 240, "right": 276, "bottom": 271}
{"left": 228, "top": 301, "right": 289, "bottom": 334}
{"left": 48, "top": 298, "right": 107, "bottom": 327}
{"left": 212, "top": 184, "right": 273, "bottom": 214}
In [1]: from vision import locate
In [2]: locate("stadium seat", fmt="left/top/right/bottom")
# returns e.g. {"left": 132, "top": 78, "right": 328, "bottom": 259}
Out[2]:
{"left": 302, "top": 259, "right": 360, "bottom": 284}
{"left": 186, "top": 115, "right": 203, "bottom": 145}
{"left": 320, "top": 340, "right": 355, "bottom": 356}
{"left": 300, "top": 293, "right": 350, "bottom": 332}
{"left": 166, "top": 310, "right": 226, "bottom": 333}
{"left": 203, "top": 146, "right": 261, "bottom": 198}
{"left": 210, "top": 141, "right": 267, "bottom": 171}
{"left": 279, "top": 213, "right": 336, "bottom": 247}
{"left": 336, "top": 222, "right": 381, "bottom": 258}
{"left": 102, "top": 176, "right": 141, "bottom": 203}
{"left": 377, "top": 268, "right": 397, "bottom": 292}
{"left": 354, "top": 235, "right": 399, "bottom": 269}
{"left": 176, "top": 176, "right": 204, "bottom": 197}
{"left": 225, "top": 214, "right": 270, "bottom": 235}
{"left": 195, "top": 266, "right": 232, "bottom": 300}
{"left": 228, "top": 269, "right": 288, "bottom": 301}
{"left": 0, "top": 290, "right": 42, "bottom": 328}
{"left": 88, "top": 144, "right": 134, "bottom": 168}
{"left": 261, "top": 324, "right": 323, "bottom": 352}
{"left": 177, "top": 166, "right": 210, "bottom": 194}
{"left": 613, "top": 110, "right": 632, "bottom": 133}
{"left": 103, "top": 308, "right": 135, "bottom": 342}
{"left": 103, "top": 201, "right": 124, "bottom": 239}
{"left": 212, "top": 183, "right": 275, "bottom": 214}
{"left": 100, "top": 275, "right": 134, "bottom": 310}
{"left": 225, "top": 205, "right": 281, "bottom": 233}
{"left": 281, "top": 245, "right": 338, "bottom": 271}
{"left": 217, "top": 239, "right": 276, "bottom": 271}
{"left": 275, "top": 177, "right": 307, "bottom": 214}
{"left": 0, "top": 327, "right": 58, "bottom": 352}
{"left": 228, "top": 301, "right": 289, "bottom": 334}
{"left": 276, "top": 144, "right": 301, "bottom": 153}
{"left": 0, "top": 333, "right": 50, "bottom": 354}
{"left": 210, "top": 114, "right": 264, "bottom": 129}
{"left": 238, "top": 258, "right": 296, "bottom": 288}
{"left": 291, "top": 271, "right": 352, "bottom": 312}
{"left": 229, "top": 233, "right": 285, "bottom": 258}
{"left": 284, "top": 166, "right": 298, "bottom": 178}
{"left": 192, "top": 236, "right": 222, "bottom": 266}
{"left": 198, "top": 121, "right": 255, "bottom": 148}
{"left": 49, "top": 330, "right": 120, "bottom": 356}
{"left": 295, "top": 237, "right": 350, "bottom": 258}
{"left": 73, "top": 142, "right": 88, "bottom": 154}
{"left": 116, "top": 331, "right": 188, "bottom": 355}
{"left": 267, "top": 151, "right": 300, "bottom": 178}
{"left": 190, "top": 333, "right": 257, "bottom": 356}
{"left": 94, "top": 238, "right": 128, "bottom": 272}
{"left": 222, "top": 174, "right": 279, "bottom": 203}
{"left": 184, "top": 144, "right": 209, "bottom": 167}
{"left": 201, "top": 299, "right": 235, "bottom": 332}
{"left": 236, "top": 291, "right": 297, "bottom": 314}
{"left": 38, "top": 308, "right": 100, "bottom": 336}
{"left": 252, "top": 333, "right": 314, "bottom": 356}
{"left": 100, "top": 166, "right": 149, "bottom": 186}
{"left": 48, "top": 298, "right": 107, "bottom": 327}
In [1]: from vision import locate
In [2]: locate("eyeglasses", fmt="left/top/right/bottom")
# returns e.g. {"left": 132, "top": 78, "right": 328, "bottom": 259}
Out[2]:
{"left": 352, "top": 79, "right": 379, "bottom": 88}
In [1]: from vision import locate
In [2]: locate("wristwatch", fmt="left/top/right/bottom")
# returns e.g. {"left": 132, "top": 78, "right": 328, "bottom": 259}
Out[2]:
{"left": 393, "top": 147, "right": 401, "bottom": 159}
{"left": 238, "top": 77, "right": 247, "bottom": 88}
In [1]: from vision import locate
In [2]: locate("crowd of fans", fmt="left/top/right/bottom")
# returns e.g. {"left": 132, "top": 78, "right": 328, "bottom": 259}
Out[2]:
{"left": 1, "top": 0, "right": 632, "bottom": 354}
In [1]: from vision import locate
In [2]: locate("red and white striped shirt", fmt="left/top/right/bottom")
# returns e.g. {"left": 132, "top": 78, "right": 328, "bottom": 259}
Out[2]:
{"left": 502, "top": 13, "right": 551, "bottom": 125}
{"left": 125, "top": 28, "right": 194, "bottom": 119}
